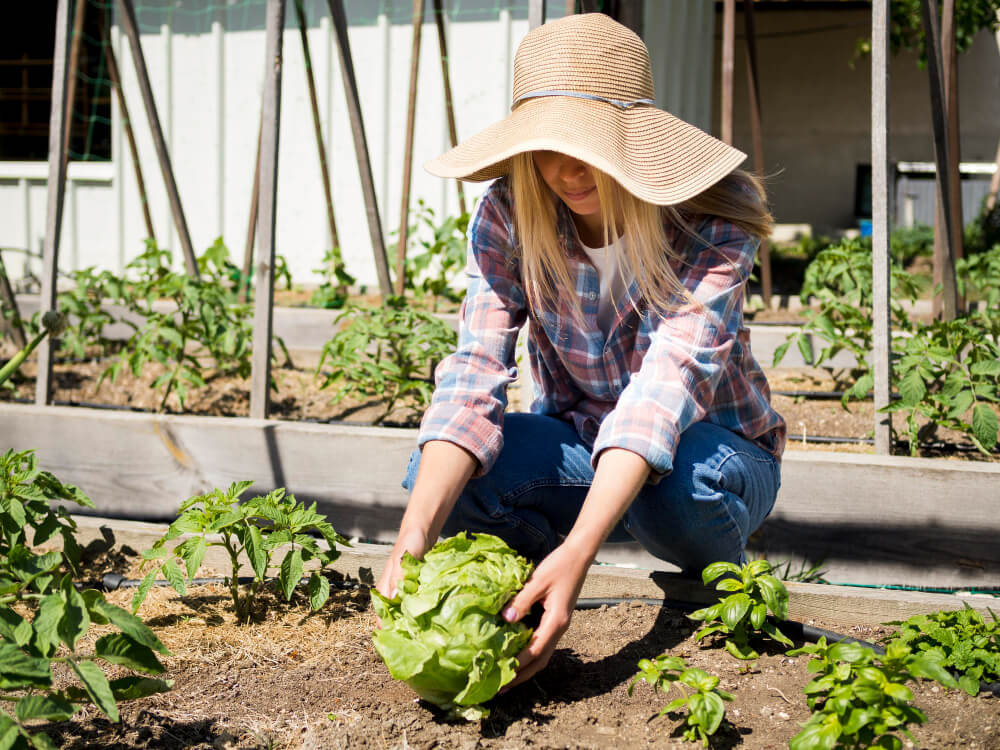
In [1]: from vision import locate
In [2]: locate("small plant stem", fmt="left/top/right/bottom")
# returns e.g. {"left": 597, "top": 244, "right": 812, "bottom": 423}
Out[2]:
{"left": 0, "top": 329, "right": 50, "bottom": 387}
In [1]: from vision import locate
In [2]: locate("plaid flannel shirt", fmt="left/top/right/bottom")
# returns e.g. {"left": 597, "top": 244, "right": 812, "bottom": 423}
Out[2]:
{"left": 418, "top": 178, "right": 786, "bottom": 477}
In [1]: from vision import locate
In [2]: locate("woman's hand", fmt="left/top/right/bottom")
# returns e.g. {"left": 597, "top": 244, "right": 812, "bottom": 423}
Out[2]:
{"left": 499, "top": 538, "right": 593, "bottom": 689}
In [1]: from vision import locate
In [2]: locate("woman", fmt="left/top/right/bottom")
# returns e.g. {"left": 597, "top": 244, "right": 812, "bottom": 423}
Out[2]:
{"left": 376, "top": 13, "right": 786, "bottom": 689}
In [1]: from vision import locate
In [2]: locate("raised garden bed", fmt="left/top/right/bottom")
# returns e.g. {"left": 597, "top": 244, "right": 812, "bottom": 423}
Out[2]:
{"left": 31, "top": 517, "right": 1000, "bottom": 750}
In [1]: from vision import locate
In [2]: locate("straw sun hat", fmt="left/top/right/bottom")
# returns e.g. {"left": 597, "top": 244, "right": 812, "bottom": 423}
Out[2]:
{"left": 425, "top": 12, "right": 746, "bottom": 206}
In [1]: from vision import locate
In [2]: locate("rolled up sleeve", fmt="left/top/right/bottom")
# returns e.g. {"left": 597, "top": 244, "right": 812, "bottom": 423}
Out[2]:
{"left": 417, "top": 189, "right": 526, "bottom": 475}
{"left": 591, "top": 220, "right": 757, "bottom": 476}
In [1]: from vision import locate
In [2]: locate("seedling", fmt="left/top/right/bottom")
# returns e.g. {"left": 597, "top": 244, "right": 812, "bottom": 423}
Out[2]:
{"left": 788, "top": 637, "right": 957, "bottom": 750}
{"left": 688, "top": 559, "right": 793, "bottom": 659}
{"left": 0, "top": 311, "right": 67, "bottom": 390}
{"left": 628, "top": 654, "right": 734, "bottom": 746}
{"left": 316, "top": 302, "right": 456, "bottom": 424}
{"left": 884, "top": 604, "right": 1000, "bottom": 696}
{"left": 311, "top": 245, "right": 355, "bottom": 309}
{"left": 132, "top": 482, "right": 350, "bottom": 622}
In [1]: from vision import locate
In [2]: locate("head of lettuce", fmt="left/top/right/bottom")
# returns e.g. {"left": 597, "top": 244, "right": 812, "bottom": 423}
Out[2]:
{"left": 370, "top": 532, "right": 534, "bottom": 720}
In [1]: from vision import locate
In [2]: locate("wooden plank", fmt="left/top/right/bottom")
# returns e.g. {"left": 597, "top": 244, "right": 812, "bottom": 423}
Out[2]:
{"left": 35, "top": 0, "right": 73, "bottom": 406}
{"left": 103, "top": 39, "right": 156, "bottom": 243}
{"left": 115, "top": 0, "right": 198, "bottom": 278}
{"left": 395, "top": 0, "right": 425, "bottom": 297}
{"left": 3, "top": 404, "right": 1000, "bottom": 589}
{"left": 919, "top": 0, "right": 959, "bottom": 320}
{"left": 433, "top": 0, "right": 466, "bottom": 216}
{"left": 294, "top": 0, "right": 340, "bottom": 253}
{"left": 326, "top": 0, "right": 392, "bottom": 298}
{"left": 719, "top": 0, "right": 735, "bottom": 145}
{"left": 67, "top": 515, "right": 1000, "bottom": 626}
{"left": 529, "top": 0, "right": 546, "bottom": 30}
{"left": 249, "top": 0, "right": 286, "bottom": 420}
{"left": 871, "top": 0, "right": 892, "bottom": 454}
{"left": 742, "top": 0, "right": 771, "bottom": 308}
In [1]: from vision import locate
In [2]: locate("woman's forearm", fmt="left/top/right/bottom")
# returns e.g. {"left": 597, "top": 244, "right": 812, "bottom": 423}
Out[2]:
{"left": 397, "top": 439, "right": 479, "bottom": 544}
{"left": 562, "top": 447, "right": 651, "bottom": 561}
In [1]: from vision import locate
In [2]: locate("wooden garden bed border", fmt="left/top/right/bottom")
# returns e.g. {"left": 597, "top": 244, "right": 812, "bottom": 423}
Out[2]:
{"left": 69, "top": 514, "right": 1000, "bottom": 627}
{"left": 2, "top": 402, "right": 999, "bottom": 590}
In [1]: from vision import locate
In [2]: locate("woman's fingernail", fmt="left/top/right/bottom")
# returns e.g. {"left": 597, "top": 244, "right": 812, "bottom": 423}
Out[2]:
{"left": 502, "top": 606, "right": 518, "bottom": 622}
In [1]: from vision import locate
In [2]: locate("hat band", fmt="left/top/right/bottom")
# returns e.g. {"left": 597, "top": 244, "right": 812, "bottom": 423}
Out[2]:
{"left": 513, "top": 89, "right": 656, "bottom": 111}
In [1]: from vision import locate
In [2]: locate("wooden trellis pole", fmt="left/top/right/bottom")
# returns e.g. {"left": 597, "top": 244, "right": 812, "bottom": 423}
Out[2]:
{"left": 0, "top": 252, "right": 26, "bottom": 350}
{"left": 242, "top": 117, "right": 263, "bottom": 303}
{"left": 872, "top": 0, "right": 893, "bottom": 455}
{"left": 940, "top": 0, "right": 964, "bottom": 307}
{"left": 249, "top": 0, "right": 286, "bottom": 420}
{"left": 919, "top": 0, "right": 959, "bottom": 321}
{"left": 433, "top": 0, "right": 466, "bottom": 216}
{"left": 326, "top": 0, "right": 392, "bottom": 298}
{"left": 742, "top": 0, "right": 771, "bottom": 307}
{"left": 294, "top": 0, "right": 340, "bottom": 253}
{"left": 529, "top": 0, "right": 546, "bottom": 30}
{"left": 720, "top": 0, "right": 735, "bottom": 145}
{"left": 35, "top": 0, "right": 73, "bottom": 406}
{"left": 395, "top": 0, "right": 425, "bottom": 297}
{"left": 103, "top": 37, "right": 156, "bottom": 242}
{"left": 115, "top": 0, "right": 198, "bottom": 278}
{"left": 61, "top": 0, "right": 88, "bottom": 168}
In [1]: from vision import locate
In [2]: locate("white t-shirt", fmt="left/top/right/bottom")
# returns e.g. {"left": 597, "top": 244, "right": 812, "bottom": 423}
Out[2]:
{"left": 579, "top": 237, "right": 634, "bottom": 337}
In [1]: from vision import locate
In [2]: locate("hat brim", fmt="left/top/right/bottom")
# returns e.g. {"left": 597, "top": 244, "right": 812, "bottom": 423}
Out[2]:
{"left": 424, "top": 97, "right": 746, "bottom": 206}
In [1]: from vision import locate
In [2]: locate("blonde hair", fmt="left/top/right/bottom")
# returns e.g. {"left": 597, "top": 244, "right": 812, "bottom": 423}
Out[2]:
{"left": 509, "top": 153, "right": 773, "bottom": 318}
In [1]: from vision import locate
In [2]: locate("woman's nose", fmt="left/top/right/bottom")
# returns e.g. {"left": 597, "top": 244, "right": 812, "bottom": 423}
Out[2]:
{"left": 558, "top": 157, "right": 587, "bottom": 180}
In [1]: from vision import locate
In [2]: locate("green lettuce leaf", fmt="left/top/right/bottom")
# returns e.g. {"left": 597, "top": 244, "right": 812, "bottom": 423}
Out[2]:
{"left": 371, "top": 532, "right": 533, "bottom": 720}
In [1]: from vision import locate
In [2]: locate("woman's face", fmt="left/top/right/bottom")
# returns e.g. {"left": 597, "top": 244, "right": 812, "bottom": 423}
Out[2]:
{"left": 531, "top": 151, "right": 601, "bottom": 219}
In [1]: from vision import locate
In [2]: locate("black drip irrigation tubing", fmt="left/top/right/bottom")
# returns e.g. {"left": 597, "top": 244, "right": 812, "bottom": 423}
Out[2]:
{"left": 98, "top": 575, "right": 1000, "bottom": 696}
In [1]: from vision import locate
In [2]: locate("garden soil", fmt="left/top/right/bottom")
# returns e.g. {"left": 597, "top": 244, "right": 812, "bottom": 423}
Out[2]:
{"left": 41, "top": 565, "right": 1000, "bottom": 750}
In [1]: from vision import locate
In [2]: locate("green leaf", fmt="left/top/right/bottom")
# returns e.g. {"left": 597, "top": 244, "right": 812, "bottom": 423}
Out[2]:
{"left": 899, "top": 369, "right": 927, "bottom": 406}
{"left": 279, "top": 549, "right": 304, "bottom": 601}
{"left": 69, "top": 659, "right": 119, "bottom": 722}
{"left": 30, "top": 595, "right": 64, "bottom": 657}
{"left": 308, "top": 572, "right": 331, "bottom": 611}
{"left": 719, "top": 593, "right": 752, "bottom": 630}
{"left": 89, "top": 598, "right": 169, "bottom": 655}
{"left": 131, "top": 571, "right": 157, "bottom": 614}
{"left": 724, "top": 639, "right": 758, "bottom": 660}
{"left": 96, "top": 634, "right": 165, "bottom": 674}
{"left": 0, "top": 642, "right": 52, "bottom": 688}
{"left": 15, "top": 695, "right": 76, "bottom": 722}
{"left": 701, "top": 561, "right": 741, "bottom": 585}
{"left": 160, "top": 559, "right": 187, "bottom": 596}
{"left": 245, "top": 524, "right": 267, "bottom": 580}
{"left": 757, "top": 575, "right": 789, "bottom": 620}
{"left": 58, "top": 581, "right": 91, "bottom": 651}
{"left": 109, "top": 676, "right": 174, "bottom": 701}
{"left": 797, "top": 335, "right": 815, "bottom": 365}
{"left": 972, "top": 403, "right": 998, "bottom": 450}
{"left": 182, "top": 536, "right": 207, "bottom": 580}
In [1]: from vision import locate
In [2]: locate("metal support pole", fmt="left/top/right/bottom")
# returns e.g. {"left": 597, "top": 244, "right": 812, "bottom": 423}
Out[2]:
{"left": 249, "top": 0, "right": 286, "bottom": 420}
{"left": 720, "top": 0, "right": 735, "bottom": 145}
{"left": 433, "top": 0, "right": 466, "bottom": 216}
{"left": 295, "top": 0, "right": 340, "bottom": 253}
{"left": 395, "top": 0, "right": 425, "bottom": 297}
{"left": 326, "top": 0, "right": 392, "bottom": 298}
{"left": 36, "top": 0, "right": 73, "bottom": 406}
{"left": 742, "top": 0, "right": 771, "bottom": 307}
{"left": 920, "top": 0, "right": 959, "bottom": 320}
{"left": 103, "top": 38, "right": 156, "bottom": 242}
{"left": 116, "top": 0, "right": 199, "bottom": 278}
{"left": 872, "top": 0, "right": 893, "bottom": 455}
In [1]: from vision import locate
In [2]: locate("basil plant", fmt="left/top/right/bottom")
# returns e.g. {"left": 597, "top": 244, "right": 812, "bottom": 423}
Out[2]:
{"left": 371, "top": 532, "right": 534, "bottom": 720}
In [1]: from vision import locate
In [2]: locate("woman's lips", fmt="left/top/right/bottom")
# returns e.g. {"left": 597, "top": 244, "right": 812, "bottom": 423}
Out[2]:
{"left": 563, "top": 187, "right": 596, "bottom": 201}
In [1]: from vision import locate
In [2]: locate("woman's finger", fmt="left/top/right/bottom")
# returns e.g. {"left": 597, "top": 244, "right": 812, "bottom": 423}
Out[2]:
{"left": 501, "top": 576, "right": 544, "bottom": 623}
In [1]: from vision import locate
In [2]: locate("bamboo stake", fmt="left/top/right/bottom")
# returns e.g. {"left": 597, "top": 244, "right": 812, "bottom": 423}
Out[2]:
{"left": 433, "top": 0, "right": 466, "bottom": 216}
{"left": 941, "top": 0, "right": 964, "bottom": 309}
{"left": 249, "top": 0, "right": 286, "bottom": 420}
{"left": 116, "top": 0, "right": 198, "bottom": 278}
{"left": 61, "top": 0, "right": 87, "bottom": 169}
{"left": 872, "top": 0, "right": 893, "bottom": 455}
{"left": 326, "top": 0, "right": 392, "bottom": 298}
{"left": 103, "top": 38, "right": 156, "bottom": 242}
{"left": 529, "top": 0, "right": 546, "bottom": 30}
{"left": 742, "top": 0, "right": 771, "bottom": 307}
{"left": 920, "top": 0, "right": 959, "bottom": 320}
{"left": 242, "top": 117, "right": 263, "bottom": 303}
{"left": 395, "top": 0, "right": 425, "bottom": 297}
{"left": 36, "top": 0, "right": 73, "bottom": 406}
{"left": 294, "top": 0, "right": 340, "bottom": 253}
{"left": 720, "top": 0, "right": 735, "bottom": 145}
{"left": 0, "top": 252, "right": 27, "bottom": 350}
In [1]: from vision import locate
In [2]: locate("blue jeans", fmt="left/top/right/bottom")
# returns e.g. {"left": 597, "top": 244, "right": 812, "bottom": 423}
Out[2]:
{"left": 402, "top": 414, "right": 781, "bottom": 575}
